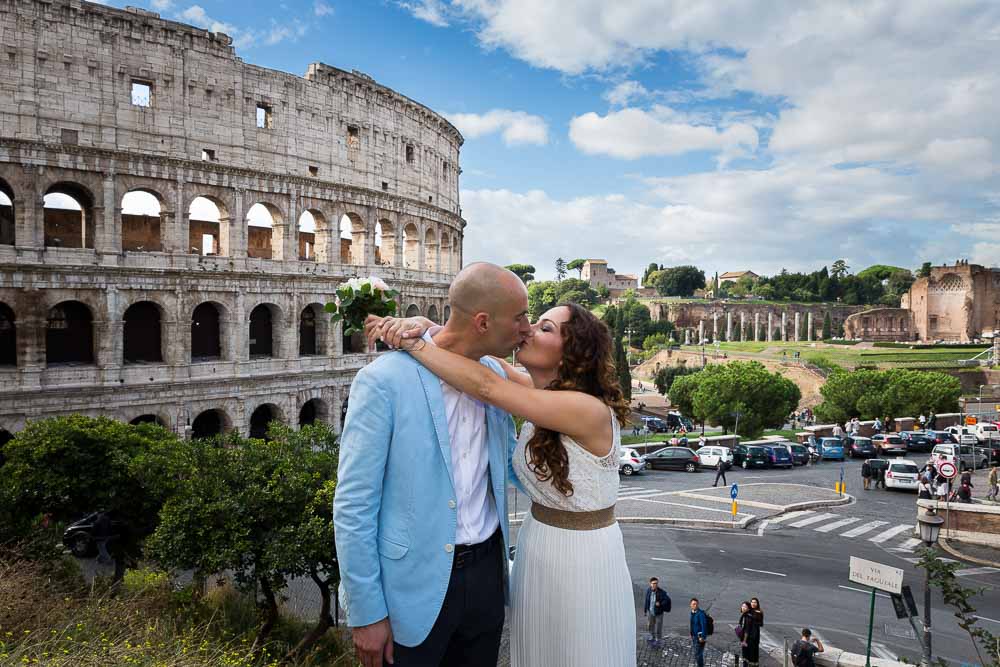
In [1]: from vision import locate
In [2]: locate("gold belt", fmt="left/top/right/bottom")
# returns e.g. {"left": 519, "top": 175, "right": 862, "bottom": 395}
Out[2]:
{"left": 530, "top": 502, "right": 616, "bottom": 531}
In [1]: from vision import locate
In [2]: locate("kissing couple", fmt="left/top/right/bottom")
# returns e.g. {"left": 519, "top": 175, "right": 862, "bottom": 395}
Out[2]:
{"left": 334, "top": 262, "right": 635, "bottom": 667}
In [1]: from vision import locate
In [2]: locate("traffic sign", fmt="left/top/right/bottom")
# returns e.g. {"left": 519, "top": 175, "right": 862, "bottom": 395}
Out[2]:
{"left": 850, "top": 556, "right": 904, "bottom": 595}
{"left": 938, "top": 460, "right": 958, "bottom": 479}
{"left": 730, "top": 483, "right": 739, "bottom": 499}
{"left": 966, "top": 416, "right": 978, "bottom": 426}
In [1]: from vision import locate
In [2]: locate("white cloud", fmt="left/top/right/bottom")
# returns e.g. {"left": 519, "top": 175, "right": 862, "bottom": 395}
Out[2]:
{"left": 178, "top": 5, "right": 308, "bottom": 49}
{"left": 399, "top": 0, "right": 450, "bottom": 27}
{"left": 603, "top": 80, "right": 648, "bottom": 107}
{"left": 151, "top": 0, "right": 173, "bottom": 10}
{"left": 569, "top": 106, "right": 758, "bottom": 163}
{"left": 313, "top": 1, "right": 333, "bottom": 17}
{"left": 970, "top": 243, "right": 1000, "bottom": 267}
{"left": 447, "top": 109, "right": 549, "bottom": 146}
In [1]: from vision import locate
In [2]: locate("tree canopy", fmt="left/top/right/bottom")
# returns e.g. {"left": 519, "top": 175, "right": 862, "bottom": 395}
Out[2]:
{"left": 527, "top": 278, "right": 599, "bottom": 318}
{"left": 554, "top": 258, "right": 567, "bottom": 281}
{"left": 814, "top": 368, "right": 961, "bottom": 424}
{"left": 505, "top": 263, "right": 536, "bottom": 284}
{"left": 651, "top": 265, "right": 706, "bottom": 297}
{"left": 567, "top": 258, "right": 585, "bottom": 277}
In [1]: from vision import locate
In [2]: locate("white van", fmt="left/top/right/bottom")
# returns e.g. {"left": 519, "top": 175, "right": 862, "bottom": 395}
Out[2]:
{"left": 932, "top": 443, "right": 985, "bottom": 471}
{"left": 974, "top": 422, "right": 1000, "bottom": 444}
{"left": 945, "top": 425, "right": 979, "bottom": 446}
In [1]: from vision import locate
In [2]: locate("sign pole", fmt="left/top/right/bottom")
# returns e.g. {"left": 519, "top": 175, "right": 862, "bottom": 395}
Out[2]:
{"left": 865, "top": 587, "right": 876, "bottom": 667}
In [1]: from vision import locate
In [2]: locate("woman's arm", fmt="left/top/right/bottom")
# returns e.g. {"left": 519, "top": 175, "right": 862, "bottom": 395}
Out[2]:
{"left": 405, "top": 339, "right": 613, "bottom": 455}
{"left": 490, "top": 356, "right": 533, "bottom": 388}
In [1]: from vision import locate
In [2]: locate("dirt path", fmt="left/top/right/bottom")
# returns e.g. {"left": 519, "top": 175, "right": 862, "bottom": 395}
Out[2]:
{"left": 635, "top": 347, "right": 827, "bottom": 408}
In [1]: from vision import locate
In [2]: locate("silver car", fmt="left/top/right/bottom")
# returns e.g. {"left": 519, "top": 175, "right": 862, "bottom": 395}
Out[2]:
{"left": 619, "top": 447, "right": 647, "bottom": 476}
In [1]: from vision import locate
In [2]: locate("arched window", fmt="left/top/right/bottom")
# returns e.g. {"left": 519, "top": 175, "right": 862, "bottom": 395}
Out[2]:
{"left": 300, "top": 306, "right": 318, "bottom": 356}
{"left": 44, "top": 183, "right": 94, "bottom": 249}
{"left": 423, "top": 227, "right": 438, "bottom": 272}
{"left": 249, "top": 305, "right": 275, "bottom": 357}
{"left": 249, "top": 403, "right": 280, "bottom": 440}
{"left": 299, "top": 398, "right": 328, "bottom": 427}
{"left": 0, "top": 178, "right": 14, "bottom": 246}
{"left": 246, "top": 203, "right": 279, "bottom": 259}
{"left": 427, "top": 305, "right": 440, "bottom": 323}
{"left": 189, "top": 196, "right": 227, "bottom": 256}
{"left": 405, "top": 304, "right": 420, "bottom": 318}
{"left": 443, "top": 305, "right": 451, "bottom": 323}
{"left": 0, "top": 303, "right": 16, "bottom": 366}
{"left": 340, "top": 213, "right": 366, "bottom": 265}
{"left": 191, "top": 303, "right": 222, "bottom": 361}
{"left": 121, "top": 190, "right": 163, "bottom": 252}
{"left": 191, "top": 409, "right": 226, "bottom": 439}
{"left": 299, "top": 210, "right": 317, "bottom": 260}
{"left": 123, "top": 301, "right": 162, "bottom": 363}
{"left": 403, "top": 223, "right": 419, "bottom": 269}
{"left": 130, "top": 414, "right": 165, "bottom": 426}
{"left": 46, "top": 301, "right": 93, "bottom": 365}
{"left": 377, "top": 219, "right": 395, "bottom": 266}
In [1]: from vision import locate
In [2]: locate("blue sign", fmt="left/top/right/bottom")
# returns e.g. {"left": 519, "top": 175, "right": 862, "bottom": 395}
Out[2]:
{"left": 730, "top": 483, "right": 739, "bottom": 500}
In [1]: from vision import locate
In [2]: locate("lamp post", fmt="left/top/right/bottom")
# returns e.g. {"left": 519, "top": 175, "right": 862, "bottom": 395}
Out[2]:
{"left": 917, "top": 509, "right": 945, "bottom": 667}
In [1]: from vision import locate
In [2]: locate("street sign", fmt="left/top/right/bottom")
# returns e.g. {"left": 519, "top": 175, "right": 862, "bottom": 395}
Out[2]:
{"left": 730, "top": 483, "right": 739, "bottom": 500}
{"left": 966, "top": 416, "right": 978, "bottom": 426}
{"left": 938, "top": 460, "right": 958, "bottom": 479}
{"left": 849, "top": 556, "right": 904, "bottom": 595}
{"left": 901, "top": 585, "right": 918, "bottom": 618}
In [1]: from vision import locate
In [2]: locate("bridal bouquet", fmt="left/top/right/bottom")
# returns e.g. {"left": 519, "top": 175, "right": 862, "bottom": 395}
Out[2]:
{"left": 325, "top": 276, "right": 399, "bottom": 336}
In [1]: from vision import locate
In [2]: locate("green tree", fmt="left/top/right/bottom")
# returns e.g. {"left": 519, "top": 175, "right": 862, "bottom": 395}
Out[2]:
{"left": 505, "top": 263, "right": 536, "bottom": 284}
{"left": 830, "top": 259, "right": 850, "bottom": 279}
{"left": 669, "top": 361, "right": 800, "bottom": 437}
{"left": 654, "top": 363, "right": 697, "bottom": 396}
{"left": 822, "top": 311, "right": 832, "bottom": 339}
{"left": 555, "top": 257, "right": 567, "bottom": 281}
{"left": 642, "top": 262, "right": 660, "bottom": 285}
{"left": 527, "top": 278, "right": 599, "bottom": 319}
{"left": 596, "top": 284, "right": 610, "bottom": 300}
{"left": 566, "top": 258, "right": 585, "bottom": 278}
{"left": 917, "top": 261, "right": 932, "bottom": 278}
{"left": 148, "top": 423, "right": 340, "bottom": 652}
{"left": 887, "top": 269, "right": 915, "bottom": 297}
{"left": 814, "top": 369, "right": 961, "bottom": 424}
{"left": 653, "top": 265, "right": 706, "bottom": 297}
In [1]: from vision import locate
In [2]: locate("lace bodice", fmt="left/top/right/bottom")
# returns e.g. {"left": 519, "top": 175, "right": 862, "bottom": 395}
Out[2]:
{"left": 512, "top": 409, "right": 621, "bottom": 512}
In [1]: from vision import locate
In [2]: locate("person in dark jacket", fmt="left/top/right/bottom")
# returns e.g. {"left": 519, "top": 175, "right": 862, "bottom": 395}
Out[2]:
{"left": 750, "top": 597, "right": 764, "bottom": 626}
{"left": 690, "top": 598, "right": 709, "bottom": 667}
{"left": 643, "top": 577, "right": 671, "bottom": 645}
{"left": 861, "top": 459, "right": 872, "bottom": 490}
{"left": 713, "top": 457, "right": 728, "bottom": 487}
{"left": 738, "top": 601, "right": 761, "bottom": 667}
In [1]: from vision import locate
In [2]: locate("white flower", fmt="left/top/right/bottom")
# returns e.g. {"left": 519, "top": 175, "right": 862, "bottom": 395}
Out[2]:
{"left": 343, "top": 278, "right": 363, "bottom": 291}
{"left": 368, "top": 275, "right": 390, "bottom": 291}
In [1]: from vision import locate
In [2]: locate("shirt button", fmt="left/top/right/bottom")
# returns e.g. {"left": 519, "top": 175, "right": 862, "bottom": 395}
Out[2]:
{"left": 448, "top": 500, "right": 456, "bottom": 509}
{"left": 444, "top": 544, "right": 454, "bottom": 553}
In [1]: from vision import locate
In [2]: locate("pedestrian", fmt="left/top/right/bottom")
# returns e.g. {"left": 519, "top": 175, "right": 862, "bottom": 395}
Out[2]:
{"left": 738, "top": 601, "right": 761, "bottom": 667}
{"left": 689, "top": 598, "right": 709, "bottom": 667}
{"left": 750, "top": 597, "right": 764, "bottom": 626}
{"left": 861, "top": 459, "right": 872, "bottom": 490}
{"left": 960, "top": 469, "right": 973, "bottom": 488}
{"left": 633, "top": 424, "right": 641, "bottom": 437}
{"left": 918, "top": 413, "right": 926, "bottom": 429}
{"left": 957, "top": 482, "right": 972, "bottom": 503}
{"left": 873, "top": 464, "right": 886, "bottom": 490}
{"left": 917, "top": 477, "right": 932, "bottom": 499}
{"left": 935, "top": 475, "right": 950, "bottom": 501}
{"left": 698, "top": 434, "right": 707, "bottom": 449}
{"left": 791, "top": 628, "right": 824, "bottom": 667}
{"left": 643, "top": 577, "right": 671, "bottom": 646}
{"left": 832, "top": 423, "right": 844, "bottom": 438}
{"left": 927, "top": 412, "right": 936, "bottom": 430}
{"left": 988, "top": 466, "right": 999, "bottom": 502}
{"left": 873, "top": 417, "right": 882, "bottom": 434}
{"left": 713, "top": 457, "right": 728, "bottom": 488}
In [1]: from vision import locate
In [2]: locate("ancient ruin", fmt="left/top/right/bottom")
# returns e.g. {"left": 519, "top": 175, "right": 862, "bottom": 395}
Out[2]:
{"left": 0, "top": 0, "right": 463, "bottom": 439}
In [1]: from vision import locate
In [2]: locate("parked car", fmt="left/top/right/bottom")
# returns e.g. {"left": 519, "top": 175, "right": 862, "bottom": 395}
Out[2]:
{"left": 619, "top": 448, "right": 646, "bottom": 476}
{"left": 733, "top": 444, "right": 771, "bottom": 469}
{"left": 899, "top": 431, "right": 935, "bottom": 454}
{"left": 695, "top": 445, "right": 733, "bottom": 470}
{"left": 788, "top": 443, "right": 811, "bottom": 466}
{"left": 871, "top": 433, "right": 907, "bottom": 457}
{"left": 845, "top": 436, "right": 876, "bottom": 459}
{"left": 641, "top": 416, "right": 670, "bottom": 433}
{"left": 643, "top": 446, "right": 701, "bottom": 472}
{"left": 977, "top": 443, "right": 1000, "bottom": 464}
{"left": 974, "top": 422, "right": 1000, "bottom": 444}
{"left": 884, "top": 461, "right": 921, "bottom": 491}
{"left": 761, "top": 443, "right": 794, "bottom": 468}
{"left": 818, "top": 437, "right": 845, "bottom": 461}
{"left": 945, "top": 425, "right": 979, "bottom": 446}
{"left": 924, "top": 430, "right": 957, "bottom": 445}
{"left": 62, "top": 512, "right": 126, "bottom": 558}
{"left": 665, "top": 412, "right": 694, "bottom": 432}
{"left": 931, "top": 443, "right": 987, "bottom": 471}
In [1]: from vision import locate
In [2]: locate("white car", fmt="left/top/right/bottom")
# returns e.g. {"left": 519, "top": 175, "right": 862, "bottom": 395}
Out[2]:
{"left": 945, "top": 425, "right": 979, "bottom": 446}
{"left": 696, "top": 445, "right": 733, "bottom": 469}
{"left": 619, "top": 448, "right": 647, "bottom": 476}
{"left": 884, "top": 461, "right": 920, "bottom": 491}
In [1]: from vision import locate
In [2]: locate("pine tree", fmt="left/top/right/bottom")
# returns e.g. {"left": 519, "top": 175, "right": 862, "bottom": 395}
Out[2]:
{"left": 822, "top": 312, "right": 832, "bottom": 340}
{"left": 555, "top": 257, "right": 567, "bottom": 281}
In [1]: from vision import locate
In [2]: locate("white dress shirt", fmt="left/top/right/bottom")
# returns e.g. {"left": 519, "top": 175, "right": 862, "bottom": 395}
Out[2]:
{"left": 424, "top": 329, "right": 499, "bottom": 545}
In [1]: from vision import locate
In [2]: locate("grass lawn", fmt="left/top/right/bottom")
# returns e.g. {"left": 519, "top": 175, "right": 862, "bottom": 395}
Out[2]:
{"left": 683, "top": 341, "right": 989, "bottom": 369}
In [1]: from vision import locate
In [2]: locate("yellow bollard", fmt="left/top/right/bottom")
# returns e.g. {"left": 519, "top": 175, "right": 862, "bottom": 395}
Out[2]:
{"left": 731, "top": 500, "right": 738, "bottom": 519}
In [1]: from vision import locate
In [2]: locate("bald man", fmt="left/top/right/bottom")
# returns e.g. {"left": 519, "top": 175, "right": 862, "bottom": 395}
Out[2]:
{"left": 335, "top": 263, "right": 531, "bottom": 667}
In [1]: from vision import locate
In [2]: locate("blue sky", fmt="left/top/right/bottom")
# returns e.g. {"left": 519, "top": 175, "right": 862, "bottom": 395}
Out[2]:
{"left": 117, "top": 1, "right": 1000, "bottom": 281}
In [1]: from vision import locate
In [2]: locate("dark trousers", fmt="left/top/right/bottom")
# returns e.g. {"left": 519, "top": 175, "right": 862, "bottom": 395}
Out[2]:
{"left": 713, "top": 467, "right": 727, "bottom": 487}
{"left": 393, "top": 530, "right": 505, "bottom": 667}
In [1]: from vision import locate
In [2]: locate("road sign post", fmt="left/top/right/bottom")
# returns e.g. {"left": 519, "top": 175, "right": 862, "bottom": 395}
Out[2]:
{"left": 731, "top": 483, "right": 739, "bottom": 520}
{"left": 849, "top": 557, "right": 904, "bottom": 667}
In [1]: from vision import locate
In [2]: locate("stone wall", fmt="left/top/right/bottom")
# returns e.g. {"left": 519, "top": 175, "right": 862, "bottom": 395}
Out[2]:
{"left": 905, "top": 262, "right": 1000, "bottom": 342}
{"left": 843, "top": 307, "right": 913, "bottom": 342}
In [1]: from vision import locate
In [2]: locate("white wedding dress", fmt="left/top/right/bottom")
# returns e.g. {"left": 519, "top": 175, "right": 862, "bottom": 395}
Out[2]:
{"left": 510, "top": 410, "right": 636, "bottom": 666}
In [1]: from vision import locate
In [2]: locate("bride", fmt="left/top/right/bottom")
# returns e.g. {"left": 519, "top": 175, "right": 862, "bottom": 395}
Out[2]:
{"left": 369, "top": 303, "right": 635, "bottom": 666}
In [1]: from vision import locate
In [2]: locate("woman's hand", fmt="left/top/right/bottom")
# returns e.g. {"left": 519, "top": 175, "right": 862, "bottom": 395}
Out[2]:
{"left": 364, "top": 315, "right": 433, "bottom": 350}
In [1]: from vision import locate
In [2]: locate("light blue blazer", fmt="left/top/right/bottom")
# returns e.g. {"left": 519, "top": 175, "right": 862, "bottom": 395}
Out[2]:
{"left": 333, "top": 351, "right": 518, "bottom": 647}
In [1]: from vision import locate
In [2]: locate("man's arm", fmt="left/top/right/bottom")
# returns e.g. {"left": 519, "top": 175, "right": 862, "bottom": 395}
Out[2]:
{"left": 813, "top": 638, "right": 824, "bottom": 652}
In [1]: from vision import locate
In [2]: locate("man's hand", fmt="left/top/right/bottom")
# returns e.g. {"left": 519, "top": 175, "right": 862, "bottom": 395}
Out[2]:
{"left": 364, "top": 315, "right": 432, "bottom": 350}
{"left": 352, "top": 617, "right": 394, "bottom": 667}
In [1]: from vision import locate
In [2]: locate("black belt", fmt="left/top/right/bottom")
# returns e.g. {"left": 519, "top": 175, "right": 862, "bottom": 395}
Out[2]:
{"left": 453, "top": 529, "right": 500, "bottom": 569}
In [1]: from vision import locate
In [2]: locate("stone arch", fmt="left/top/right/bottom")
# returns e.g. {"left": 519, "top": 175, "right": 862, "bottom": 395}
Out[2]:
{"left": 122, "top": 300, "right": 163, "bottom": 363}
{"left": 427, "top": 304, "right": 440, "bottom": 323}
{"left": 129, "top": 413, "right": 168, "bottom": 427}
{"left": 423, "top": 226, "right": 438, "bottom": 272}
{"left": 405, "top": 303, "right": 421, "bottom": 317}
{"left": 188, "top": 194, "right": 231, "bottom": 256}
{"left": 120, "top": 188, "right": 165, "bottom": 252}
{"left": 191, "top": 301, "right": 227, "bottom": 361}
{"left": 299, "top": 303, "right": 329, "bottom": 356}
{"left": 46, "top": 300, "right": 94, "bottom": 365}
{"left": 340, "top": 211, "right": 366, "bottom": 265}
{"left": 191, "top": 407, "right": 231, "bottom": 439}
{"left": 377, "top": 217, "right": 396, "bottom": 266}
{"left": 0, "top": 177, "right": 14, "bottom": 246}
{"left": 298, "top": 209, "right": 320, "bottom": 261}
{"left": 439, "top": 231, "right": 451, "bottom": 274}
{"left": 299, "top": 397, "right": 329, "bottom": 427}
{"left": 246, "top": 202, "right": 283, "bottom": 260}
{"left": 248, "top": 303, "right": 282, "bottom": 358}
{"left": 248, "top": 402, "right": 284, "bottom": 440}
{"left": 443, "top": 305, "right": 451, "bottom": 323}
{"left": 0, "top": 302, "right": 15, "bottom": 366}
{"left": 402, "top": 221, "right": 420, "bottom": 269}
{"left": 43, "top": 182, "right": 95, "bottom": 249}
{"left": 0, "top": 428, "right": 13, "bottom": 448}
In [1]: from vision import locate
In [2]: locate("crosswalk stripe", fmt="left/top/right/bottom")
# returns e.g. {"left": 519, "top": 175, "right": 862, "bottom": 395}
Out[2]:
{"left": 869, "top": 642, "right": 898, "bottom": 660}
{"left": 814, "top": 517, "right": 861, "bottom": 533}
{"left": 956, "top": 567, "right": 1000, "bottom": 577}
{"left": 769, "top": 510, "right": 814, "bottom": 524}
{"left": 869, "top": 524, "right": 914, "bottom": 544}
{"left": 789, "top": 512, "right": 840, "bottom": 528}
{"left": 841, "top": 520, "right": 889, "bottom": 538}
{"left": 759, "top": 629, "right": 781, "bottom": 649}
{"left": 896, "top": 538, "right": 923, "bottom": 551}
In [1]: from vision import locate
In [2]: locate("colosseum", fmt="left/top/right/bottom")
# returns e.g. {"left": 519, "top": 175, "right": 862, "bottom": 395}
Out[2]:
{"left": 0, "top": 0, "right": 465, "bottom": 441}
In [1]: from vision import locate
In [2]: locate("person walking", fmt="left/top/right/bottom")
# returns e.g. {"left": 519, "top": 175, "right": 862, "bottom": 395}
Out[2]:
{"left": 690, "top": 598, "right": 709, "bottom": 667}
{"left": 935, "top": 475, "right": 950, "bottom": 501}
{"left": 861, "top": 459, "right": 872, "bottom": 490}
{"left": 873, "top": 417, "right": 882, "bottom": 434}
{"left": 737, "top": 601, "right": 761, "bottom": 667}
{"left": 988, "top": 466, "right": 998, "bottom": 502}
{"left": 918, "top": 476, "right": 933, "bottom": 499}
{"left": 832, "top": 423, "right": 844, "bottom": 438}
{"left": 873, "top": 464, "right": 886, "bottom": 490}
{"left": 791, "top": 629, "right": 824, "bottom": 667}
{"left": 713, "top": 457, "right": 728, "bottom": 487}
{"left": 643, "top": 577, "right": 671, "bottom": 646}
{"left": 918, "top": 413, "right": 927, "bottom": 429}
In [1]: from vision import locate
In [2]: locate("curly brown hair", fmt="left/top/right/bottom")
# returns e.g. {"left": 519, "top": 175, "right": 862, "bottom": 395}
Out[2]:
{"left": 524, "top": 302, "right": 631, "bottom": 496}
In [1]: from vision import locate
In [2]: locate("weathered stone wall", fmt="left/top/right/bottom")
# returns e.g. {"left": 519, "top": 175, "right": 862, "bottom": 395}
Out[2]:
{"left": 843, "top": 307, "right": 913, "bottom": 341}
{"left": 646, "top": 300, "right": 864, "bottom": 342}
{"left": 0, "top": 0, "right": 464, "bottom": 437}
{"left": 905, "top": 262, "right": 1000, "bottom": 342}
